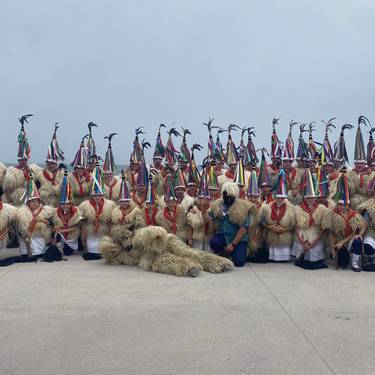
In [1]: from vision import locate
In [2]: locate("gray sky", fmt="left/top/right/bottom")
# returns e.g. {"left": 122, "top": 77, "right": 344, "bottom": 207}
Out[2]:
{"left": 1, "top": 0, "right": 374, "bottom": 164}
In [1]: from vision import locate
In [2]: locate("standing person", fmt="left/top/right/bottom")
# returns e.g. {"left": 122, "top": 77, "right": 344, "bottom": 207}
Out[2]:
{"left": 2, "top": 114, "right": 41, "bottom": 205}
{"left": 79, "top": 165, "right": 115, "bottom": 260}
{"left": 293, "top": 170, "right": 328, "bottom": 269}
{"left": 258, "top": 149, "right": 273, "bottom": 205}
{"left": 51, "top": 171, "right": 83, "bottom": 256}
{"left": 35, "top": 123, "right": 65, "bottom": 206}
{"left": 202, "top": 181, "right": 254, "bottom": 267}
{"left": 261, "top": 169, "right": 296, "bottom": 262}
{"left": 143, "top": 173, "right": 159, "bottom": 226}
{"left": 132, "top": 142, "right": 149, "bottom": 210}
{"left": 16, "top": 173, "right": 53, "bottom": 258}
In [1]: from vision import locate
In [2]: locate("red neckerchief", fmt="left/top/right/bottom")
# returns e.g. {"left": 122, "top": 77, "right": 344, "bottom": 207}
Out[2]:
{"left": 119, "top": 206, "right": 133, "bottom": 225}
{"left": 105, "top": 179, "right": 117, "bottom": 200}
{"left": 145, "top": 206, "right": 158, "bottom": 226}
{"left": 269, "top": 164, "right": 279, "bottom": 172}
{"left": 56, "top": 206, "right": 77, "bottom": 239}
{"left": 43, "top": 169, "right": 58, "bottom": 186}
{"left": 225, "top": 170, "right": 234, "bottom": 179}
{"left": 89, "top": 198, "right": 105, "bottom": 233}
{"left": 262, "top": 193, "right": 273, "bottom": 204}
{"left": 239, "top": 190, "right": 246, "bottom": 199}
{"left": 73, "top": 172, "right": 85, "bottom": 196}
{"left": 163, "top": 206, "right": 178, "bottom": 234}
{"left": 353, "top": 168, "right": 370, "bottom": 188}
{"left": 16, "top": 165, "right": 30, "bottom": 180}
{"left": 270, "top": 202, "right": 286, "bottom": 224}
{"left": 187, "top": 190, "right": 196, "bottom": 198}
{"left": 328, "top": 171, "right": 339, "bottom": 181}
{"left": 28, "top": 205, "right": 43, "bottom": 234}
{"left": 286, "top": 168, "right": 297, "bottom": 186}
{"left": 132, "top": 192, "right": 146, "bottom": 209}
{"left": 300, "top": 200, "right": 318, "bottom": 226}
{"left": 130, "top": 172, "right": 137, "bottom": 190}
{"left": 333, "top": 207, "right": 357, "bottom": 236}
{"left": 0, "top": 201, "right": 3, "bottom": 210}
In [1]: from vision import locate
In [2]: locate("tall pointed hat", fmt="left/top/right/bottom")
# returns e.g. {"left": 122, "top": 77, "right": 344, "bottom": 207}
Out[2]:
{"left": 130, "top": 127, "right": 146, "bottom": 163}
{"left": 203, "top": 118, "right": 218, "bottom": 162}
{"left": 17, "top": 114, "right": 33, "bottom": 160}
{"left": 46, "top": 123, "right": 64, "bottom": 163}
{"left": 146, "top": 172, "right": 158, "bottom": 205}
{"left": 174, "top": 167, "right": 187, "bottom": 190}
{"left": 197, "top": 160, "right": 210, "bottom": 199}
{"left": 367, "top": 127, "right": 375, "bottom": 166}
{"left": 234, "top": 158, "right": 245, "bottom": 186}
{"left": 90, "top": 163, "right": 105, "bottom": 196}
{"left": 164, "top": 172, "right": 177, "bottom": 202}
{"left": 247, "top": 127, "right": 258, "bottom": 166}
{"left": 296, "top": 123, "right": 309, "bottom": 161}
{"left": 247, "top": 170, "right": 260, "bottom": 197}
{"left": 215, "top": 129, "right": 225, "bottom": 163}
{"left": 334, "top": 124, "right": 353, "bottom": 164}
{"left": 71, "top": 135, "right": 88, "bottom": 168}
{"left": 258, "top": 149, "right": 272, "bottom": 187}
{"left": 315, "top": 157, "right": 329, "bottom": 198}
{"left": 271, "top": 117, "right": 282, "bottom": 159}
{"left": 238, "top": 127, "right": 251, "bottom": 165}
{"left": 282, "top": 120, "right": 297, "bottom": 160}
{"left": 59, "top": 170, "right": 73, "bottom": 204}
{"left": 103, "top": 133, "right": 117, "bottom": 174}
{"left": 332, "top": 166, "right": 350, "bottom": 206}
{"left": 119, "top": 169, "right": 131, "bottom": 202}
{"left": 87, "top": 122, "right": 98, "bottom": 163}
{"left": 180, "top": 127, "right": 191, "bottom": 162}
{"left": 354, "top": 116, "right": 369, "bottom": 162}
{"left": 273, "top": 168, "right": 288, "bottom": 198}
{"left": 136, "top": 141, "right": 150, "bottom": 188}
{"left": 321, "top": 117, "right": 336, "bottom": 165}
{"left": 226, "top": 124, "right": 240, "bottom": 165}
{"left": 165, "top": 127, "right": 181, "bottom": 165}
{"left": 153, "top": 124, "right": 166, "bottom": 159}
{"left": 207, "top": 162, "right": 219, "bottom": 190}
{"left": 187, "top": 144, "right": 202, "bottom": 186}
{"left": 301, "top": 169, "right": 316, "bottom": 198}
{"left": 23, "top": 171, "right": 40, "bottom": 203}
{"left": 307, "top": 122, "right": 318, "bottom": 161}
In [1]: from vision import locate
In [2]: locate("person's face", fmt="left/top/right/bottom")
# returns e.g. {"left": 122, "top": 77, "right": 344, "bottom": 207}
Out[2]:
{"left": 175, "top": 187, "right": 185, "bottom": 199}
{"left": 46, "top": 161, "right": 58, "bottom": 172}
{"left": 167, "top": 200, "right": 176, "bottom": 210}
{"left": 336, "top": 202, "right": 344, "bottom": 213}
{"left": 305, "top": 197, "right": 316, "bottom": 207}
{"left": 137, "top": 186, "right": 146, "bottom": 194}
{"left": 18, "top": 159, "right": 28, "bottom": 168}
{"left": 153, "top": 158, "right": 162, "bottom": 168}
{"left": 282, "top": 160, "right": 292, "bottom": 171}
{"left": 75, "top": 167, "right": 85, "bottom": 177}
{"left": 317, "top": 197, "right": 326, "bottom": 205}
{"left": 187, "top": 185, "right": 197, "bottom": 196}
{"left": 60, "top": 203, "right": 71, "bottom": 213}
{"left": 92, "top": 195, "right": 103, "bottom": 203}
{"left": 28, "top": 199, "right": 41, "bottom": 211}
{"left": 120, "top": 201, "right": 130, "bottom": 208}
{"left": 275, "top": 197, "right": 285, "bottom": 207}
{"left": 296, "top": 159, "right": 304, "bottom": 168}
{"left": 334, "top": 160, "right": 343, "bottom": 170}
{"left": 104, "top": 174, "right": 114, "bottom": 184}
{"left": 87, "top": 161, "right": 96, "bottom": 172}
{"left": 371, "top": 165, "right": 375, "bottom": 172}
{"left": 130, "top": 162, "right": 139, "bottom": 171}
{"left": 324, "top": 164, "right": 334, "bottom": 173}
{"left": 209, "top": 188, "right": 217, "bottom": 199}
{"left": 248, "top": 196, "right": 259, "bottom": 204}
{"left": 354, "top": 162, "right": 366, "bottom": 172}
{"left": 229, "top": 163, "right": 237, "bottom": 174}
{"left": 261, "top": 186, "right": 271, "bottom": 194}
{"left": 178, "top": 162, "right": 187, "bottom": 170}
{"left": 271, "top": 157, "right": 281, "bottom": 166}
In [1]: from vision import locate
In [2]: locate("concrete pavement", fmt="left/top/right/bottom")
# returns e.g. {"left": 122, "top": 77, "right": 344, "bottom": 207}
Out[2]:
{"left": 0, "top": 255, "right": 374, "bottom": 375}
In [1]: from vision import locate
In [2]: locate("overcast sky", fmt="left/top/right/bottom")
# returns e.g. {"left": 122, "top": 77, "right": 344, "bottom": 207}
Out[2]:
{"left": 1, "top": 0, "right": 374, "bottom": 165}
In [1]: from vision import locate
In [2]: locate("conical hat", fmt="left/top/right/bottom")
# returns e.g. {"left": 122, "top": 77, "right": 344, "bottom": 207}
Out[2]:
{"left": 17, "top": 114, "right": 33, "bottom": 160}
{"left": 46, "top": 123, "right": 64, "bottom": 163}
{"left": 103, "top": 133, "right": 117, "bottom": 174}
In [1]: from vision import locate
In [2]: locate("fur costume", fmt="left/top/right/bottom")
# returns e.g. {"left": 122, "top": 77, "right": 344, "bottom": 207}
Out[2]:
{"left": 286, "top": 167, "right": 303, "bottom": 205}
{"left": 50, "top": 206, "right": 83, "bottom": 243}
{"left": 247, "top": 203, "right": 264, "bottom": 256}
{"left": 124, "top": 168, "right": 138, "bottom": 192}
{"left": 358, "top": 199, "right": 375, "bottom": 239}
{"left": 103, "top": 176, "right": 121, "bottom": 202}
{"left": 111, "top": 204, "right": 145, "bottom": 232}
{"left": 16, "top": 204, "right": 54, "bottom": 243}
{"left": 68, "top": 172, "right": 92, "bottom": 206}
{"left": 1, "top": 164, "right": 42, "bottom": 205}
{"left": 348, "top": 169, "right": 370, "bottom": 209}
{"left": 79, "top": 198, "right": 115, "bottom": 237}
{"left": 0, "top": 203, "right": 16, "bottom": 249}
{"left": 100, "top": 225, "right": 233, "bottom": 277}
{"left": 155, "top": 205, "right": 188, "bottom": 241}
{"left": 261, "top": 200, "right": 296, "bottom": 248}
{"left": 35, "top": 169, "right": 64, "bottom": 206}
{"left": 0, "top": 163, "right": 6, "bottom": 190}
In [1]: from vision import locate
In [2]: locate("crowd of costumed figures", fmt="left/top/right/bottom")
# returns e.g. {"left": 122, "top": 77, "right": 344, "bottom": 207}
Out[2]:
{"left": 0, "top": 114, "right": 375, "bottom": 275}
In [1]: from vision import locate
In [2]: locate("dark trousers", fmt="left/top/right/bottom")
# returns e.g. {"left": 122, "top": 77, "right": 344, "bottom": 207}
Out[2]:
{"left": 350, "top": 239, "right": 375, "bottom": 256}
{"left": 209, "top": 233, "right": 247, "bottom": 267}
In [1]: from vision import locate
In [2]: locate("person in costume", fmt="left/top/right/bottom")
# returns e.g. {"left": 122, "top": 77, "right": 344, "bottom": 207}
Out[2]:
{"left": 79, "top": 165, "right": 115, "bottom": 260}
{"left": 125, "top": 127, "right": 145, "bottom": 191}
{"left": 69, "top": 136, "right": 91, "bottom": 206}
{"left": 0, "top": 198, "right": 16, "bottom": 251}
{"left": 207, "top": 162, "right": 221, "bottom": 201}
{"left": 51, "top": 171, "right": 83, "bottom": 256}
{"left": 328, "top": 167, "right": 367, "bottom": 271}
{"left": 258, "top": 149, "right": 273, "bottom": 204}
{"left": 202, "top": 181, "right": 254, "bottom": 267}
{"left": 35, "top": 123, "right": 65, "bottom": 206}
{"left": 186, "top": 144, "right": 202, "bottom": 199}
{"left": 234, "top": 158, "right": 246, "bottom": 199}
{"left": 292, "top": 170, "right": 329, "bottom": 269}
{"left": 143, "top": 172, "right": 159, "bottom": 227}
{"left": 150, "top": 124, "right": 166, "bottom": 197}
{"left": 261, "top": 169, "right": 296, "bottom": 262}
{"left": 132, "top": 141, "right": 150, "bottom": 209}
{"left": 86, "top": 122, "right": 99, "bottom": 173}
{"left": 15, "top": 173, "right": 53, "bottom": 258}
{"left": 102, "top": 133, "right": 121, "bottom": 202}
{"left": 218, "top": 124, "right": 240, "bottom": 187}
{"left": 2, "top": 114, "right": 41, "bottom": 205}
{"left": 155, "top": 172, "right": 188, "bottom": 242}
{"left": 348, "top": 116, "right": 372, "bottom": 210}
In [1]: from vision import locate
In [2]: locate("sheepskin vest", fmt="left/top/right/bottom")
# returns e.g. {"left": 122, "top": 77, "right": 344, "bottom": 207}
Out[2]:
{"left": 348, "top": 168, "right": 371, "bottom": 196}
{"left": 327, "top": 206, "right": 364, "bottom": 238}
{"left": 358, "top": 199, "right": 375, "bottom": 239}
{"left": 79, "top": 198, "right": 115, "bottom": 236}
{"left": 51, "top": 206, "right": 83, "bottom": 240}
{"left": 209, "top": 198, "right": 253, "bottom": 226}
{"left": 186, "top": 206, "right": 215, "bottom": 242}
{"left": 1, "top": 164, "right": 41, "bottom": 206}
{"left": 103, "top": 176, "right": 121, "bottom": 202}
{"left": 0, "top": 162, "right": 6, "bottom": 187}
{"left": 111, "top": 205, "right": 145, "bottom": 232}
{"left": 294, "top": 203, "right": 327, "bottom": 244}
{"left": 16, "top": 204, "right": 54, "bottom": 242}
{"left": 155, "top": 205, "right": 187, "bottom": 241}
{"left": 247, "top": 202, "right": 264, "bottom": 252}
{"left": 0, "top": 203, "right": 16, "bottom": 247}
{"left": 36, "top": 169, "right": 64, "bottom": 206}
{"left": 262, "top": 200, "right": 296, "bottom": 247}
{"left": 69, "top": 172, "right": 92, "bottom": 206}
{"left": 124, "top": 169, "right": 137, "bottom": 192}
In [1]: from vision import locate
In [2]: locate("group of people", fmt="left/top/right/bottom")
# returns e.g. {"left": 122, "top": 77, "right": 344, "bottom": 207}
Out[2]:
{"left": 1, "top": 114, "right": 375, "bottom": 272}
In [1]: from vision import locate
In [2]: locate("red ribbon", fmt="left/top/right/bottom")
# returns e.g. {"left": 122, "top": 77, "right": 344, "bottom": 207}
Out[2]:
{"left": 163, "top": 206, "right": 178, "bottom": 234}
{"left": 28, "top": 206, "right": 43, "bottom": 235}
{"left": 132, "top": 192, "right": 146, "bottom": 209}
{"left": 300, "top": 200, "right": 318, "bottom": 226}
{"left": 270, "top": 202, "right": 286, "bottom": 224}
{"left": 333, "top": 207, "right": 357, "bottom": 236}
{"left": 73, "top": 172, "right": 85, "bottom": 196}
{"left": 106, "top": 179, "right": 117, "bottom": 200}
{"left": 43, "top": 169, "right": 58, "bottom": 186}
{"left": 225, "top": 170, "right": 234, "bottom": 179}
{"left": 56, "top": 206, "right": 77, "bottom": 239}
{"left": 145, "top": 207, "right": 158, "bottom": 226}
{"left": 0, "top": 201, "right": 3, "bottom": 210}
{"left": 286, "top": 168, "right": 296, "bottom": 186}
{"left": 89, "top": 198, "right": 104, "bottom": 233}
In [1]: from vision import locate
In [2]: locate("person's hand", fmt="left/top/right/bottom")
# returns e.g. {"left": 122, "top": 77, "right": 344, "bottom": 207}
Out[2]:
{"left": 303, "top": 242, "right": 311, "bottom": 252}
{"left": 353, "top": 234, "right": 362, "bottom": 241}
{"left": 187, "top": 239, "right": 193, "bottom": 247}
{"left": 225, "top": 243, "right": 235, "bottom": 253}
{"left": 334, "top": 241, "right": 343, "bottom": 251}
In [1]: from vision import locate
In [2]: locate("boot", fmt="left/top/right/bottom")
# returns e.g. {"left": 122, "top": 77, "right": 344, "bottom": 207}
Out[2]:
{"left": 351, "top": 254, "right": 361, "bottom": 272}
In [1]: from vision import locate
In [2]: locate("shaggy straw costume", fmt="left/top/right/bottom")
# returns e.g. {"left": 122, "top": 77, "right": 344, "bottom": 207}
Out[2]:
{"left": 68, "top": 172, "right": 92, "bottom": 206}
{"left": 16, "top": 204, "right": 54, "bottom": 256}
{"left": 155, "top": 204, "right": 188, "bottom": 242}
{"left": 247, "top": 203, "right": 264, "bottom": 258}
{"left": 0, "top": 163, "right": 6, "bottom": 191}
{"left": 35, "top": 169, "right": 64, "bottom": 206}
{"left": 100, "top": 225, "right": 233, "bottom": 277}
{"left": 262, "top": 200, "right": 296, "bottom": 261}
{"left": 0, "top": 202, "right": 16, "bottom": 249}
{"left": 1, "top": 164, "right": 41, "bottom": 205}
{"left": 348, "top": 169, "right": 370, "bottom": 210}
{"left": 111, "top": 203, "right": 145, "bottom": 232}
{"left": 357, "top": 199, "right": 375, "bottom": 266}
{"left": 103, "top": 176, "right": 121, "bottom": 202}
